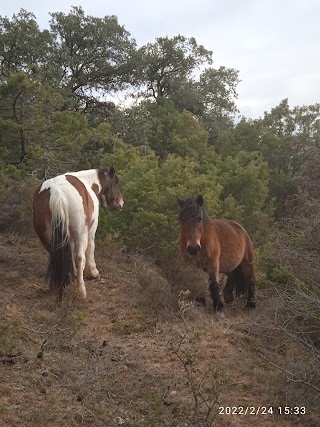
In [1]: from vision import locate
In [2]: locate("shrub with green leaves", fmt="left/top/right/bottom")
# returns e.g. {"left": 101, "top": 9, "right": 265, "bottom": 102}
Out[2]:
{"left": 95, "top": 142, "right": 270, "bottom": 259}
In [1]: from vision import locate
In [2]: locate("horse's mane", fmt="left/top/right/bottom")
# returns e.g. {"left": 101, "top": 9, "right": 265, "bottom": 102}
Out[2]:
{"left": 98, "top": 166, "right": 111, "bottom": 174}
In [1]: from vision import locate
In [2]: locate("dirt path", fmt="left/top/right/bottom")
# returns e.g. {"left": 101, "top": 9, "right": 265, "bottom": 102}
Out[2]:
{"left": 0, "top": 234, "right": 307, "bottom": 426}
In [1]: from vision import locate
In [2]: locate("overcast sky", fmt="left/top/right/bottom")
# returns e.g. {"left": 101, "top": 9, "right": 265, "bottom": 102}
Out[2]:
{"left": 1, "top": 0, "right": 319, "bottom": 119}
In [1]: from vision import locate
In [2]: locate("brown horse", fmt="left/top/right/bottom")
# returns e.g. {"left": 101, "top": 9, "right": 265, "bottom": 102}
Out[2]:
{"left": 177, "top": 195, "right": 256, "bottom": 313}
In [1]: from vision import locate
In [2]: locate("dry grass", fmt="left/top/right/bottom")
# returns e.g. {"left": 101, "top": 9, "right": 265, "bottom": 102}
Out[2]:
{"left": 0, "top": 233, "right": 313, "bottom": 427}
{"left": 238, "top": 292, "right": 320, "bottom": 427}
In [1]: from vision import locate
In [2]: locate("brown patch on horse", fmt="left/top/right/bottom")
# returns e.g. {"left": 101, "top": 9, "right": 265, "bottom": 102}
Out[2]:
{"left": 32, "top": 184, "right": 51, "bottom": 252}
{"left": 91, "top": 183, "right": 99, "bottom": 196}
{"left": 65, "top": 175, "right": 94, "bottom": 228}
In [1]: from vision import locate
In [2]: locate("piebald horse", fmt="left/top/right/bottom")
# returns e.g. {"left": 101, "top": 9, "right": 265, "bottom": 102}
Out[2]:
{"left": 177, "top": 195, "right": 256, "bottom": 313}
{"left": 33, "top": 167, "right": 124, "bottom": 300}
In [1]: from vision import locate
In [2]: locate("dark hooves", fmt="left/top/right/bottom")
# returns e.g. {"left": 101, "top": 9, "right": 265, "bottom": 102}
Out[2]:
{"left": 195, "top": 296, "right": 206, "bottom": 307}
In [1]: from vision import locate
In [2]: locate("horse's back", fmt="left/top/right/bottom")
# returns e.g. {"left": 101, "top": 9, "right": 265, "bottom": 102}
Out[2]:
{"left": 222, "top": 220, "right": 255, "bottom": 263}
{"left": 33, "top": 172, "right": 99, "bottom": 251}
{"left": 206, "top": 219, "right": 253, "bottom": 272}
{"left": 64, "top": 174, "right": 99, "bottom": 234}
{"left": 209, "top": 219, "right": 247, "bottom": 243}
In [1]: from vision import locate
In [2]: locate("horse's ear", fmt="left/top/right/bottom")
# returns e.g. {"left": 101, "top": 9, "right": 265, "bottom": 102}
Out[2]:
{"left": 196, "top": 195, "right": 204, "bottom": 206}
{"left": 109, "top": 166, "right": 115, "bottom": 177}
{"left": 177, "top": 196, "right": 184, "bottom": 208}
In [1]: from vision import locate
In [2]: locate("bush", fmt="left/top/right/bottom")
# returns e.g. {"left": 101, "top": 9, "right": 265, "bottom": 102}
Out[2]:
{"left": 0, "top": 166, "right": 37, "bottom": 234}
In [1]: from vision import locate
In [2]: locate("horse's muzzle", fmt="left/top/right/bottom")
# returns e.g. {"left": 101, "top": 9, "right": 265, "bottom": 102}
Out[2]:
{"left": 113, "top": 204, "right": 124, "bottom": 211}
{"left": 187, "top": 244, "right": 201, "bottom": 256}
{"left": 107, "top": 200, "right": 124, "bottom": 211}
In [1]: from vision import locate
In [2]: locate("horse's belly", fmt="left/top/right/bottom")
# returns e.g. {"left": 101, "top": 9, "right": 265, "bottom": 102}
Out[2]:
{"left": 219, "top": 251, "right": 244, "bottom": 273}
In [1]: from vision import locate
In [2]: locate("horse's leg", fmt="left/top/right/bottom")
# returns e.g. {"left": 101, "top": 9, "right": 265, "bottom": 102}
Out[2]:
{"left": 70, "top": 240, "right": 77, "bottom": 278}
{"left": 223, "top": 272, "right": 235, "bottom": 304}
{"left": 74, "top": 236, "right": 88, "bottom": 299}
{"left": 241, "top": 261, "right": 256, "bottom": 309}
{"left": 85, "top": 237, "right": 100, "bottom": 280}
{"left": 209, "top": 277, "right": 224, "bottom": 312}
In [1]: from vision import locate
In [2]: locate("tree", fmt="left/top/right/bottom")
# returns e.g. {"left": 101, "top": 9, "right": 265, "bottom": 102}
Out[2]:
{"left": 216, "top": 100, "right": 320, "bottom": 218}
{"left": 48, "top": 6, "right": 137, "bottom": 109}
{"left": 137, "top": 35, "right": 239, "bottom": 144}
{"left": 109, "top": 99, "right": 208, "bottom": 159}
{"left": 213, "top": 151, "right": 270, "bottom": 230}
{"left": 292, "top": 103, "right": 320, "bottom": 147}
{"left": 138, "top": 35, "right": 212, "bottom": 101}
{"left": 216, "top": 117, "right": 262, "bottom": 156}
{"left": 0, "top": 71, "right": 64, "bottom": 166}
{"left": 0, "top": 9, "right": 52, "bottom": 77}
{"left": 196, "top": 66, "right": 240, "bottom": 144}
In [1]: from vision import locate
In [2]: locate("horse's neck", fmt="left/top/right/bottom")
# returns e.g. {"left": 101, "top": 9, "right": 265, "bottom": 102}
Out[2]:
{"left": 67, "top": 169, "right": 101, "bottom": 189}
{"left": 201, "top": 219, "right": 215, "bottom": 247}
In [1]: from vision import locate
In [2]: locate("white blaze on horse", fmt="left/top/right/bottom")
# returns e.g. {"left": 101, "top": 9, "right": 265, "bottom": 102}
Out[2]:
{"left": 32, "top": 167, "right": 124, "bottom": 300}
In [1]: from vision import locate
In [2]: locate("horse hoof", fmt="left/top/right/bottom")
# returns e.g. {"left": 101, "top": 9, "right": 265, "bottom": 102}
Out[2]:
{"left": 92, "top": 268, "right": 100, "bottom": 279}
{"left": 86, "top": 268, "right": 100, "bottom": 280}
{"left": 216, "top": 310, "right": 226, "bottom": 318}
{"left": 78, "top": 286, "right": 87, "bottom": 299}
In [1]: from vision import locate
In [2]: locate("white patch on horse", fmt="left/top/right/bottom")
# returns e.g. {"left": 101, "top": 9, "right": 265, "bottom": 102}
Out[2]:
{"left": 33, "top": 168, "right": 123, "bottom": 300}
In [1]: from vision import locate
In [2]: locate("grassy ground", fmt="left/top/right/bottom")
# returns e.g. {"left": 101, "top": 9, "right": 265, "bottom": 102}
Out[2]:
{"left": 0, "top": 233, "right": 314, "bottom": 426}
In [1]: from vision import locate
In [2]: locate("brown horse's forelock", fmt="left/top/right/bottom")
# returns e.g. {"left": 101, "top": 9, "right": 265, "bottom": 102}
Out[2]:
{"left": 179, "top": 197, "right": 208, "bottom": 223}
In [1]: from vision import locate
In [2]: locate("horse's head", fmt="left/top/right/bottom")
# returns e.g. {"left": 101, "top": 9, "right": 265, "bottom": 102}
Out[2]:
{"left": 177, "top": 195, "right": 205, "bottom": 256}
{"left": 100, "top": 166, "right": 124, "bottom": 210}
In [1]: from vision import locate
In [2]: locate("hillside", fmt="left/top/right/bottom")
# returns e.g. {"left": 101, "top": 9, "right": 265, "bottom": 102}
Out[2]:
{"left": 0, "top": 233, "right": 312, "bottom": 427}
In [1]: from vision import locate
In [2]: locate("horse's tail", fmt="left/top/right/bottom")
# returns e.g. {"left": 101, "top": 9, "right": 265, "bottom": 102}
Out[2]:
{"left": 46, "top": 189, "right": 73, "bottom": 300}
